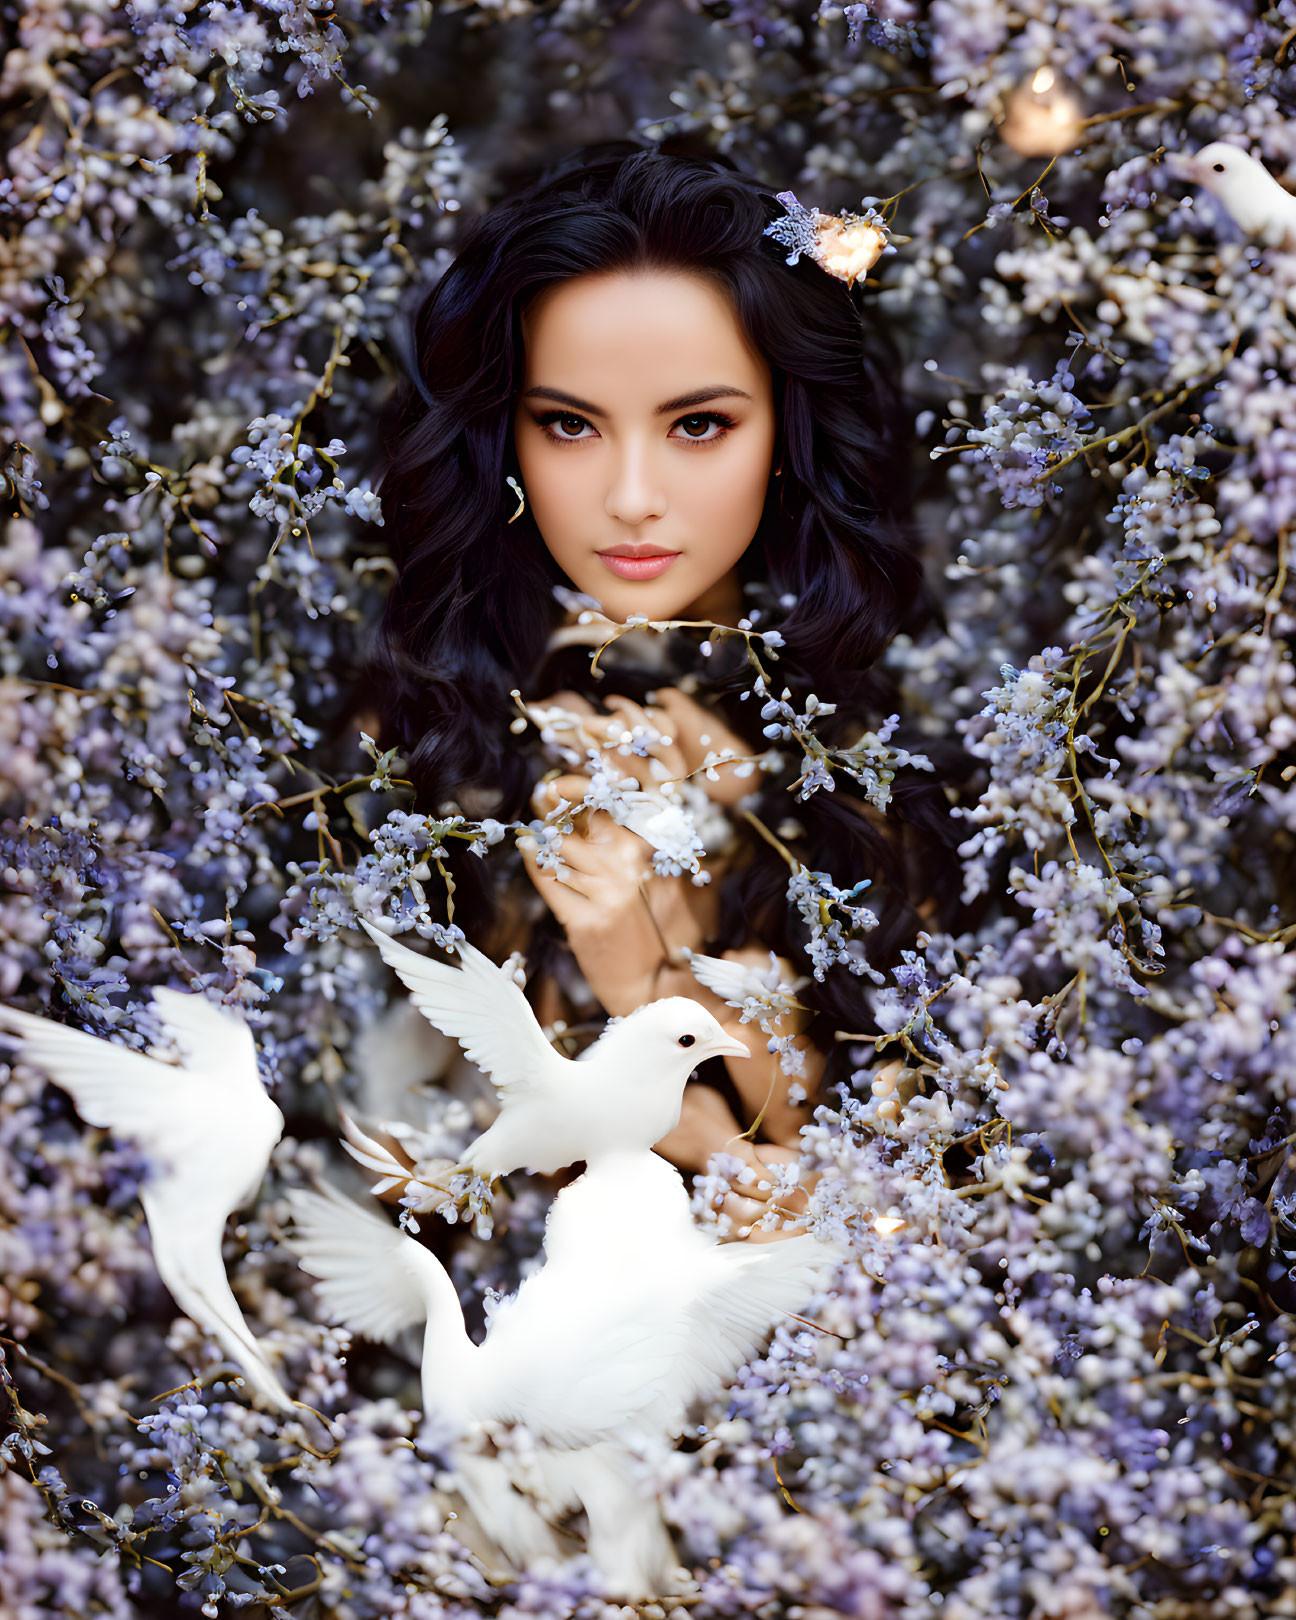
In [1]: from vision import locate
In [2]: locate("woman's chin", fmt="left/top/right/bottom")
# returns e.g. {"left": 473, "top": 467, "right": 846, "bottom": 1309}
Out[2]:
{"left": 556, "top": 542, "right": 745, "bottom": 625}
{"left": 582, "top": 583, "right": 694, "bottom": 626}
{"left": 581, "top": 574, "right": 743, "bottom": 629}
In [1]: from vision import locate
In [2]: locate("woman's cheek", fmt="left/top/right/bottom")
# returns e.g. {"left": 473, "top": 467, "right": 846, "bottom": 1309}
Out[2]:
{"left": 525, "top": 464, "right": 587, "bottom": 571}
{"left": 698, "top": 451, "right": 768, "bottom": 555}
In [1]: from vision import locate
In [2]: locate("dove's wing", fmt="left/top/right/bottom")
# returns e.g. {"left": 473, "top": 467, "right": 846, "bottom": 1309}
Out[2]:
{"left": 0, "top": 1003, "right": 225, "bottom": 1155}
{"left": 480, "top": 1157, "right": 700, "bottom": 1444}
{"left": 547, "top": 1156, "right": 835, "bottom": 1421}
{"left": 482, "top": 1270, "right": 693, "bottom": 1447}
{"left": 684, "top": 951, "right": 765, "bottom": 1004}
{"left": 151, "top": 987, "right": 283, "bottom": 1205}
{"left": 144, "top": 1189, "right": 292, "bottom": 1410}
{"left": 0, "top": 997, "right": 281, "bottom": 1211}
{"left": 349, "top": 996, "right": 455, "bottom": 1123}
{"left": 686, "top": 950, "right": 807, "bottom": 1007}
{"left": 1, "top": 998, "right": 288, "bottom": 1408}
{"left": 453, "top": 1452, "right": 571, "bottom": 1575}
{"left": 285, "top": 1183, "right": 458, "bottom": 1345}
{"left": 148, "top": 986, "right": 260, "bottom": 1079}
{"left": 675, "top": 1233, "right": 838, "bottom": 1405}
{"left": 360, "top": 919, "right": 561, "bottom": 1097}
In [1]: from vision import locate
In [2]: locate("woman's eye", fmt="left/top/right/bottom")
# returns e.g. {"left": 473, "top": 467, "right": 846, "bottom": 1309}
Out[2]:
{"left": 535, "top": 411, "right": 595, "bottom": 441}
{"left": 671, "top": 412, "right": 733, "bottom": 443}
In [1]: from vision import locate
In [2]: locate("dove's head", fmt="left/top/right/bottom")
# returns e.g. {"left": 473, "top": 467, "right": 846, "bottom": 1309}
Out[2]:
{"left": 605, "top": 997, "right": 751, "bottom": 1078}
{"left": 1167, "top": 141, "right": 1265, "bottom": 197}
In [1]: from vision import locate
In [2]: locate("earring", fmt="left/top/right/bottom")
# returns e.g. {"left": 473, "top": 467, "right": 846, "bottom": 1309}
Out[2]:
{"left": 774, "top": 460, "right": 784, "bottom": 477}
{"left": 506, "top": 474, "right": 526, "bottom": 524}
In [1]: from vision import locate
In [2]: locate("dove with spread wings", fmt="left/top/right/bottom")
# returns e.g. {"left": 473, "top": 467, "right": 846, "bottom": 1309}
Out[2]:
{"left": 286, "top": 1148, "right": 836, "bottom": 1595}
{"left": 0, "top": 991, "right": 292, "bottom": 1411}
{"left": 356, "top": 917, "right": 749, "bottom": 1183}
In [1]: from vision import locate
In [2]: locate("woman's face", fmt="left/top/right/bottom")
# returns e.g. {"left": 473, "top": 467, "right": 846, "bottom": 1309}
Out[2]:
{"left": 513, "top": 268, "right": 776, "bottom": 625}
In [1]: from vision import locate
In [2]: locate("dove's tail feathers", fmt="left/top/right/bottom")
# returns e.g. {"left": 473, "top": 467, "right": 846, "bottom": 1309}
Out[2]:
{"left": 543, "top": 1444, "right": 681, "bottom": 1601}
{"left": 338, "top": 1112, "right": 416, "bottom": 1195}
{"left": 453, "top": 1452, "right": 571, "bottom": 1574}
{"left": 284, "top": 1182, "right": 463, "bottom": 1345}
{"left": 143, "top": 1194, "right": 293, "bottom": 1411}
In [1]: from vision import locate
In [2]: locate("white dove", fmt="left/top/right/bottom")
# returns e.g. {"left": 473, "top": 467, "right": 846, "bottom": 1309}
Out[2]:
{"left": 285, "top": 1181, "right": 684, "bottom": 1592}
{"left": 1167, "top": 141, "right": 1296, "bottom": 249}
{"left": 286, "top": 1156, "right": 834, "bottom": 1594}
{"left": 357, "top": 917, "right": 750, "bottom": 1180}
{"left": 0, "top": 992, "right": 292, "bottom": 1411}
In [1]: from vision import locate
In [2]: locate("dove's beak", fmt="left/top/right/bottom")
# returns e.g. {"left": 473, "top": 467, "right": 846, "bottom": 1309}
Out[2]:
{"left": 1161, "top": 151, "right": 1200, "bottom": 184}
{"left": 710, "top": 1033, "right": 753, "bottom": 1062}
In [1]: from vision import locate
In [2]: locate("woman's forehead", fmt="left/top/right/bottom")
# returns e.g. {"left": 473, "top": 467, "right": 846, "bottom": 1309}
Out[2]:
{"left": 519, "top": 269, "right": 769, "bottom": 397}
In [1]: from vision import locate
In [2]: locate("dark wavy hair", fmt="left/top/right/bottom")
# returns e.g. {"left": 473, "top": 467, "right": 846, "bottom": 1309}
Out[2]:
{"left": 371, "top": 140, "right": 968, "bottom": 1080}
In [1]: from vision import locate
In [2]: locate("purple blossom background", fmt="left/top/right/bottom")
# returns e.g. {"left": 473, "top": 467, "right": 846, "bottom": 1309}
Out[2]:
{"left": 3, "top": 1, "right": 1296, "bottom": 1616}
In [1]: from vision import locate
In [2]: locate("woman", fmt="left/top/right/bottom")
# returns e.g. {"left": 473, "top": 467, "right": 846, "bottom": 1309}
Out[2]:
{"left": 370, "top": 141, "right": 962, "bottom": 1228}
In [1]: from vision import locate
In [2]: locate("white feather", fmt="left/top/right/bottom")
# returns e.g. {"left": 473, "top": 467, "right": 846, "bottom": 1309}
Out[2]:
{"left": 538, "top": 1442, "right": 686, "bottom": 1599}
{"left": 348, "top": 995, "right": 459, "bottom": 1125}
{"left": 684, "top": 948, "right": 808, "bottom": 1011}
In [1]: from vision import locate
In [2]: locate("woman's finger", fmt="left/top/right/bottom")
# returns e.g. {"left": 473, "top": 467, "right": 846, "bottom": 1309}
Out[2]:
{"left": 543, "top": 689, "right": 599, "bottom": 716}
{"left": 651, "top": 686, "right": 744, "bottom": 749}
{"left": 531, "top": 772, "right": 596, "bottom": 816}
{"left": 523, "top": 827, "right": 602, "bottom": 880}
{"left": 716, "top": 1190, "right": 768, "bottom": 1229}
{"left": 518, "top": 835, "right": 593, "bottom": 899}
{"left": 603, "top": 693, "right": 659, "bottom": 730}
{"left": 602, "top": 694, "right": 688, "bottom": 778}
{"left": 530, "top": 690, "right": 604, "bottom": 735}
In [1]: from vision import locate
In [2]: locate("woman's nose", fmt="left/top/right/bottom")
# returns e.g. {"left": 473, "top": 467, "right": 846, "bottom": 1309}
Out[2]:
{"left": 604, "top": 441, "right": 667, "bottom": 526}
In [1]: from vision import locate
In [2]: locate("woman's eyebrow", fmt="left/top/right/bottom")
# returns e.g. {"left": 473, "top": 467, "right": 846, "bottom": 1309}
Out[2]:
{"left": 655, "top": 386, "right": 753, "bottom": 414}
{"left": 521, "top": 385, "right": 753, "bottom": 417}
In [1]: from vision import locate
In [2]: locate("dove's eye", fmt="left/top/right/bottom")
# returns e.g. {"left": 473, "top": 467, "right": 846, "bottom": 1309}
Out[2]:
{"left": 1213, "top": 163, "right": 1225, "bottom": 172}
{"left": 677, "top": 1034, "right": 696, "bottom": 1048}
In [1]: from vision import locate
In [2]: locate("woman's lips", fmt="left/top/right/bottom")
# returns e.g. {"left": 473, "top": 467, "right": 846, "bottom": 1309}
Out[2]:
{"left": 597, "top": 551, "right": 680, "bottom": 581}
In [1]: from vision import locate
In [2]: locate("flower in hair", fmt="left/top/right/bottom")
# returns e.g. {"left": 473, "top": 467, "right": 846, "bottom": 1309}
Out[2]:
{"left": 763, "top": 190, "right": 890, "bottom": 287}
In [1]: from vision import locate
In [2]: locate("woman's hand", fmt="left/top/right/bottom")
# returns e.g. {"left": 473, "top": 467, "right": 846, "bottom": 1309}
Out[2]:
{"left": 529, "top": 690, "right": 686, "bottom": 794}
{"left": 519, "top": 773, "right": 708, "bottom": 1016}
{"left": 532, "top": 688, "right": 756, "bottom": 806}
{"left": 654, "top": 1083, "right": 809, "bottom": 1239}
{"left": 648, "top": 686, "right": 759, "bottom": 808}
